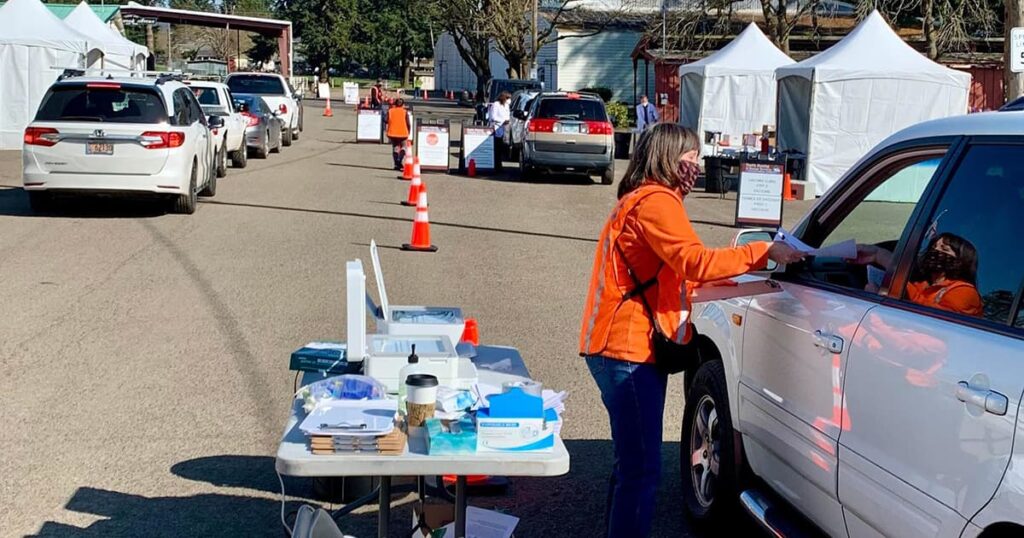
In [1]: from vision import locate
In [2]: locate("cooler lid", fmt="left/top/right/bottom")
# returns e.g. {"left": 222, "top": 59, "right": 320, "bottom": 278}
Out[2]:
{"left": 369, "top": 240, "right": 390, "bottom": 320}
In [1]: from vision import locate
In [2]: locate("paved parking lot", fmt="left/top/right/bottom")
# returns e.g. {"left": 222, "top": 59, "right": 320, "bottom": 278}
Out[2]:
{"left": 0, "top": 99, "right": 813, "bottom": 537}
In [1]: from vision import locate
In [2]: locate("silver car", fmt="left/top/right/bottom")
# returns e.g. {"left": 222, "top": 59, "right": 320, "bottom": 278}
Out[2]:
{"left": 233, "top": 93, "right": 283, "bottom": 159}
{"left": 505, "top": 89, "right": 538, "bottom": 158}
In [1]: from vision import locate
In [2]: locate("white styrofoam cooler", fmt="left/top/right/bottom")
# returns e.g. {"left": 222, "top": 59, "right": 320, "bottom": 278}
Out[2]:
{"left": 364, "top": 334, "right": 460, "bottom": 393}
{"left": 370, "top": 240, "right": 466, "bottom": 348}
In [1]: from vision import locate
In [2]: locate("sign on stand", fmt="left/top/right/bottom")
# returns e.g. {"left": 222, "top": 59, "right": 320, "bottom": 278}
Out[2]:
{"left": 343, "top": 82, "right": 360, "bottom": 105}
{"left": 317, "top": 82, "right": 331, "bottom": 100}
{"left": 357, "top": 109, "right": 382, "bottom": 143}
{"left": 1012, "top": 28, "right": 1024, "bottom": 73}
{"left": 416, "top": 121, "right": 450, "bottom": 172}
{"left": 735, "top": 162, "right": 784, "bottom": 228}
{"left": 462, "top": 125, "right": 495, "bottom": 171}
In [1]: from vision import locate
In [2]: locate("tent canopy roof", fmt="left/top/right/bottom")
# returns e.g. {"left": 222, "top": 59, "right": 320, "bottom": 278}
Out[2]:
{"left": 678, "top": 23, "right": 794, "bottom": 77}
{"left": 0, "top": 1, "right": 120, "bottom": 21}
{"left": 777, "top": 10, "right": 970, "bottom": 85}
{"left": 0, "top": 0, "right": 95, "bottom": 52}
{"left": 65, "top": 2, "right": 147, "bottom": 58}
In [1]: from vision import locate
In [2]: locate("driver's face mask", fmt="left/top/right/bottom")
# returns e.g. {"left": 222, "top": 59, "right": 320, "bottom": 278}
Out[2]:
{"left": 918, "top": 249, "right": 958, "bottom": 279}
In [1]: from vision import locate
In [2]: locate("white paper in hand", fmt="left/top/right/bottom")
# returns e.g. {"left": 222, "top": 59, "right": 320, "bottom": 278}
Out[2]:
{"left": 775, "top": 228, "right": 857, "bottom": 258}
{"left": 867, "top": 265, "right": 886, "bottom": 288}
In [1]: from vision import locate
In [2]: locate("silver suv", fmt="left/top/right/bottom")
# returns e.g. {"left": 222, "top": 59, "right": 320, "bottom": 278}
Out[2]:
{"left": 518, "top": 92, "right": 615, "bottom": 185}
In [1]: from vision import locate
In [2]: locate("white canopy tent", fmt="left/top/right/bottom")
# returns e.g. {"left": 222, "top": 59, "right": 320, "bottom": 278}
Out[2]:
{"left": 776, "top": 10, "right": 970, "bottom": 195}
{"left": 678, "top": 23, "right": 794, "bottom": 155}
{"left": 65, "top": 2, "right": 148, "bottom": 72}
{"left": 0, "top": 0, "right": 100, "bottom": 149}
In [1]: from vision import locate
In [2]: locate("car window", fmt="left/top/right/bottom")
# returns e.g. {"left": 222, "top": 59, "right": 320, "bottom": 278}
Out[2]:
{"left": 186, "top": 92, "right": 205, "bottom": 125}
{"left": 898, "top": 144, "right": 1024, "bottom": 324}
{"left": 172, "top": 90, "right": 189, "bottom": 125}
{"left": 192, "top": 87, "right": 220, "bottom": 106}
{"left": 536, "top": 98, "right": 607, "bottom": 121}
{"left": 227, "top": 75, "right": 285, "bottom": 95}
{"left": 35, "top": 85, "right": 167, "bottom": 124}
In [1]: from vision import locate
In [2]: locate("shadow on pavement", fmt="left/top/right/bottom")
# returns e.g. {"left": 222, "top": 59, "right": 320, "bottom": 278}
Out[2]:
{"left": 171, "top": 455, "right": 313, "bottom": 500}
{"left": 327, "top": 162, "right": 397, "bottom": 174}
{"left": 0, "top": 187, "right": 168, "bottom": 219}
{"left": 201, "top": 199, "right": 598, "bottom": 244}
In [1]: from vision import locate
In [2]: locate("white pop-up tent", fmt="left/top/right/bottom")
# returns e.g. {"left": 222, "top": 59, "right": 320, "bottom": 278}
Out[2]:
{"left": 679, "top": 23, "right": 794, "bottom": 155}
{"left": 0, "top": 0, "right": 100, "bottom": 149}
{"left": 776, "top": 10, "right": 970, "bottom": 194}
{"left": 65, "top": 2, "right": 148, "bottom": 72}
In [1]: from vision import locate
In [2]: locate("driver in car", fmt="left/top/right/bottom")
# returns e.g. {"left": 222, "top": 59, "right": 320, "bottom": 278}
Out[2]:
{"left": 852, "top": 232, "right": 982, "bottom": 317}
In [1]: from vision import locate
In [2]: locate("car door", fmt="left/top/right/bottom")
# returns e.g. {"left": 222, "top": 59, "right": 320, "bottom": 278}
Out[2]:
{"left": 184, "top": 90, "right": 212, "bottom": 181}
{"left": 839, "top": 140, "right": 1024, "bottom": 538}
{"left": 738, "top": 144, "right": 953, "bottom": 538}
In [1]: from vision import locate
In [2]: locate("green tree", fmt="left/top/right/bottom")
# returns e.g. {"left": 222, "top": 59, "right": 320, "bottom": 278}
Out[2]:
{"left": 248, "top": 33, "right": 279, "bottom": 65}
{"left": 283, "top": 0, "right": 358, "bottom": 80}
{"left": 350, "top": 0, "right": 436, "bottom": 84}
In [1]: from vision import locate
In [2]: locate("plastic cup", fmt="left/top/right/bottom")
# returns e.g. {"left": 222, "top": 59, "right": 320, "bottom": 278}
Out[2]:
{"left": 405, "top": 374, "right": 439, "bottom": 427}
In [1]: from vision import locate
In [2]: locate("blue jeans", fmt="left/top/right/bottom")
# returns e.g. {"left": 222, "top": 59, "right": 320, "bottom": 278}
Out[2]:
{"left": 586, "top": 355, "right": 668, "bottom": 538}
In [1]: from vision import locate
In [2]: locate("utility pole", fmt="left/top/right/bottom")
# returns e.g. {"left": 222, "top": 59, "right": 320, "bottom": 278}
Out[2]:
{"left": 532, "top": 0, "right": 538, "bottom": 79}
{"left": 1007, "top": 0, "right": 1024, "bottom": 101}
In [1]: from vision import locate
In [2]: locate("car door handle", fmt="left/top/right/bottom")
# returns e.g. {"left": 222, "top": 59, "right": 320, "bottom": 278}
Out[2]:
{"left": 813, "top": 330, "right": 844, "bottom": 354}
{"left": 956, "top": 381, "right": 1008, "bottom": 416}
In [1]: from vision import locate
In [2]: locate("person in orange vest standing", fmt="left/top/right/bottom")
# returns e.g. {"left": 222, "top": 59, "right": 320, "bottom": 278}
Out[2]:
{"left": 578, "top": 124, "right": 804, "bottom": 538}
{"left": 387, "top": 99, "right": 411, "bottom": 170}
{"left": 370, "top": 79, "right": 384, "bottom": 109}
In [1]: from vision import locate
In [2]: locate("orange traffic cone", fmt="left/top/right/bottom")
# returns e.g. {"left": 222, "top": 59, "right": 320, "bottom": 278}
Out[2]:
{"left": 402, "top": 161, "right": 422, "bottom": 206}
{"left": 460, "top": 318, "right": 480, "bottom": 345}
{"left": 467, "top": 158, "right": 476, "bottom": 178}
{"left": 402, "top": 185, "right": 437, "bottom": 252}
{"left": 323, "top": 95, "right": 333, "bottom": 117}
{"left": 401, "top": 145, "right": 414, "bottom": 180}
{"left": 363, "top": 95, "right": 370, "bottom": 108}
{"left": 783, "top": 172, "right": 794, "bottom": 201}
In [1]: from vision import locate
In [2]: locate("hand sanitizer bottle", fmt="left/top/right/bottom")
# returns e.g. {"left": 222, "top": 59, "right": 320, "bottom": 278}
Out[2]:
{"left": 397, "top": 344, "right": 427, "bottom": 413}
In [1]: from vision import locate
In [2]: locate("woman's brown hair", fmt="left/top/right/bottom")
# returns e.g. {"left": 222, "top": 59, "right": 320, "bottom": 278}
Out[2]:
{"left": 617, "top": 123, "right": 700, "bottom": 199}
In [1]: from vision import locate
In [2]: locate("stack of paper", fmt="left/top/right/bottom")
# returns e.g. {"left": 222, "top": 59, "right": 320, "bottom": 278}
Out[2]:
{"left": 300, "top": 399, "right": 406, "bottom": 455}
{"left": 776, "top": 228, "right": 857, "bottom": 258}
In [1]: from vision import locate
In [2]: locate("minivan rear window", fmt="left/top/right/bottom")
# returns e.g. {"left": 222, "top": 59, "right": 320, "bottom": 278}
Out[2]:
{"left": 227, "top": 76, "right": 285, "bottom": 95}
{"left": 192, "top": 87, "right": 221, "bottom": 106}
{"left": 35, "top": 86, "right": 167, "bottom": 123}
{"left": 536, "top": 98, "right": 608, "bottom": 121}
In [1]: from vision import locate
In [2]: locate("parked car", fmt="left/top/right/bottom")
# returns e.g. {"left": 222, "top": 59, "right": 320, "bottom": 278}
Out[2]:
{"left": 225, "top": 73, "right": 302, "bottom": 145}
{"left": 999, "top": 96, "right": 1024, "bottom": 111}
{"left": 683, "top": 111, "right": 1024, "bottom": 538}
{"left": 474, "top": 78, "right": 542, "bottom": 121}
{"left": 23, "top": 73, "right": 217, "bottom": 214}
{"left": 232, "top": 93, "right": 283, "bottom": 159}
{"left": 505, "top": 89, "right": 539, "bottom": 159}
{"left": 518, "top": 92, "right": 615, "bottom": 184}
{"left": 187, "top": 80, "right": 248, "bottom": 174}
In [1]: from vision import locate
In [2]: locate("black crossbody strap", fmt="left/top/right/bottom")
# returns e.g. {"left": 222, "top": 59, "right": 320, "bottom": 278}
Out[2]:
{"left": 614, "top": 240, "right": 662, "bottom": 325}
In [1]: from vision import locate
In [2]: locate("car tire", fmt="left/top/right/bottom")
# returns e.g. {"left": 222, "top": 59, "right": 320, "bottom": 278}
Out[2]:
{"left": 230, "top": 143, "right": 248, "bottom": 169}
{"left": 215, "top": 143, "right": 228, "bottom": 178}
{"left": 200, "top": 160, "right": 217, "bottom": 197}
{"left": 601, "top": 163, "right": 615, "bottom": 185}
{"left": 519, "top": 151, "right": 533, "bottom": 181}
{"left": 173, "top": 163, "right": 198, "bottom": 214}
{"left": 297, "top": 111, "right": 303, "bottom": 134}
{"left": 681, "top": 360, "right": 743, "bottom": 527}
{"left": 254, "top": 132, "right": 269, "bottom": 159}
{"left": 27, "top": 191, "right": 53, "bottom": 213}
{"left": 282, "top": 125, "right": 293, "bottom": 147}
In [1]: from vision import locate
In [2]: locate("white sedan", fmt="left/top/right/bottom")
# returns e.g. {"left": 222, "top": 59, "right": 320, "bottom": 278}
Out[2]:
{"left": 684, "top": 110, "right": 1024, "bottom": 538}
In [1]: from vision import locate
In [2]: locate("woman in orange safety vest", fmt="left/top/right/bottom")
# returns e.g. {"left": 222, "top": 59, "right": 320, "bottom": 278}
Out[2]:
{"left": 386, "top": 99, "right": 410, "bottom": 170}
{"left": 578, "top": 123, "right": 804, "bottom": 538}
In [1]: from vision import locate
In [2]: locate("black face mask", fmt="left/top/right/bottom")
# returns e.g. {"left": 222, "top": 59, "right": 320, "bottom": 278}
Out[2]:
{"left": 918, "top": 249, "right": 958, "bottom": 278}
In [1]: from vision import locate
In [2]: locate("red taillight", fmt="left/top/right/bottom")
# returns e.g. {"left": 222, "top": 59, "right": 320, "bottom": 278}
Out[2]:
{"left": 24, "top": 127, "right": 59, "bottom": 147}
{"left": 566, "top": 92, "right": 581, "bottom": 99}
{"left": 243, "top": 112, "right": 260, "bottom": 127}
{"left": 279, "top": 103, "right": 288, "bottom": 114}
{"left": 527, "top": 119, "right": 556, "bottom": 133}
{"left": 86, "top": 82, "right": 122, "bottom": 89}
{"left": 586, "top": 121, "right": 614, "bottom": 135}
{"left": 140, "top": 131, "right": 185, "bottom": 149}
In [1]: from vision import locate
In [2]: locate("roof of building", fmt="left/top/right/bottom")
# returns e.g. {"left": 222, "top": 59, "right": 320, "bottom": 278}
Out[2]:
{"left": 0, "top": 1, "right": 119, "bottom": 21}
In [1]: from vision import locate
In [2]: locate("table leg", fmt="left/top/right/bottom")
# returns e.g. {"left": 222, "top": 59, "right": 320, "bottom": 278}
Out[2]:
{"left": 454, "top": 475, "right": 467, "bottom": 538}
{"left": 378, "top": 476, "right": 391, "bottom": 538}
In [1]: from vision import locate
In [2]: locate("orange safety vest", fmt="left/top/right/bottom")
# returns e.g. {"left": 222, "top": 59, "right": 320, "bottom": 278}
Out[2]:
{"left": 386, "top": 107, "right": 409, "bottom": 139}
{"left": 579, "top": 183, "right": 771, "bottom": 364}
{"left": 906, "top": 279, "right": 983, "bottom": 317}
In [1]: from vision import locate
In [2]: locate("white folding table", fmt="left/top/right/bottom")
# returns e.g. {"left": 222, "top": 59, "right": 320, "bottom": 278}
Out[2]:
{"left": 276, "top": 345, "right": 571, "bottom": 537}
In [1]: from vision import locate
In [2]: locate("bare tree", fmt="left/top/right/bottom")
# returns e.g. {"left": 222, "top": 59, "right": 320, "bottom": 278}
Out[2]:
{"left": 433, "top": 0, "right": 494, "bottom": 99}
{"left": 760, "top": 0, "right": 818, "bottom": 54}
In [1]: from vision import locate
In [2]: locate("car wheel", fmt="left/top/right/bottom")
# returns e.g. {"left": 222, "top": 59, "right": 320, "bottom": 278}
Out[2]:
{"left": 681, "top": 360, "right": 742, "bottom": 526}
{"left": 200, "top": 159, "right": 217, "bottom": 197}
{"left": 230, "top": 142, "right": 248, "bottom": 169}
{"left": 281, "top": 125, "right": 293, "bottom": 147}
{"left": 297, "top": 111, "right": 303, "bottom": 134}
{"left": 173, "top": 163, "right": 198, "bottom": 214}
{"left": 254, "top": 132, "right": 269, "bottom": 159}
{"left": 27, "top": 191, "right": 53, "bottom": 213}
{"left": 519, "top": 151, "right": 533, "bottom": 181}
{"left": 215, "top": 143, "right": 228, "bottom": 178}
{"left": 601, "top": 163, "right": 615, "bottom": 185}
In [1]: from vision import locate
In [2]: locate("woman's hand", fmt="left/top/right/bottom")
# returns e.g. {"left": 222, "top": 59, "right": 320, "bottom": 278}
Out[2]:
{"left": 767, "top": 242, "right": 806, "bottom": 265}
{"left": 850, "top": 244, "right": 879, "bottom": 265}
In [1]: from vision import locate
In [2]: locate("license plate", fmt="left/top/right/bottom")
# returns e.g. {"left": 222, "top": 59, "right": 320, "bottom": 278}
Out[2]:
{"left": 86, "top": 142, "right": 113, "bottom": 155}
{"left": 560, "top": 124, "right": 581, "bottom": 134}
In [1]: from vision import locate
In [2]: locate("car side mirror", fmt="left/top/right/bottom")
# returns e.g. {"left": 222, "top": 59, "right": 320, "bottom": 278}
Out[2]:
{"left": 513, "top": 110, "right": 528, "bottom": 120}
{"left": 733, "top": 229, "right": 778, "bottom": 272}
{"left": 208, "top": 115, "right": 225, "bottom": 129}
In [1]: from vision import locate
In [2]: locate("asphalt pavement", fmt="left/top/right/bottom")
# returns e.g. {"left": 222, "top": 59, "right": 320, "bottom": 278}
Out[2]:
{"left": 0, "top": 98, "right": 814, "bottom": 537}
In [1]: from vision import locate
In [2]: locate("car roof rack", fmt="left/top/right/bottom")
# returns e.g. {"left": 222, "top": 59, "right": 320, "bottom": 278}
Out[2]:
{"left": 57, "top": 68, "right": 86, "bottom": 81}
{"left": 155, "top": 73, "right": 186, "bottom": 85}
